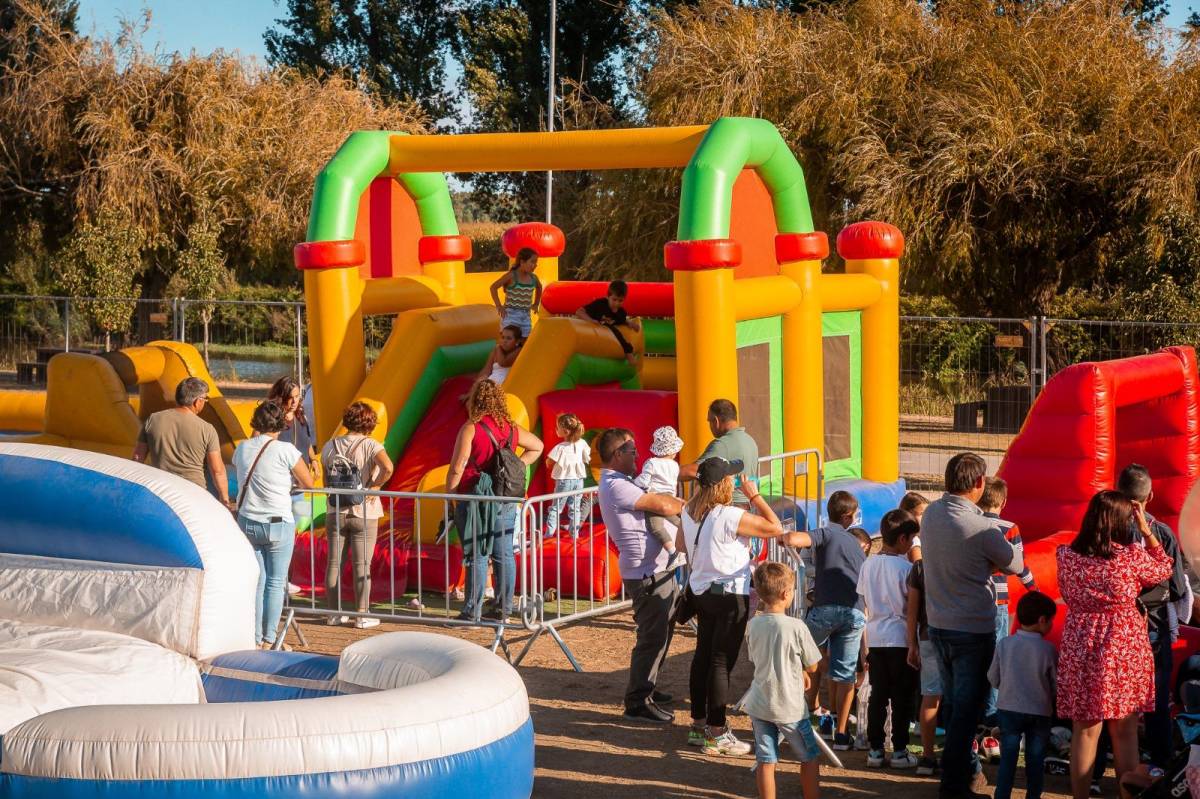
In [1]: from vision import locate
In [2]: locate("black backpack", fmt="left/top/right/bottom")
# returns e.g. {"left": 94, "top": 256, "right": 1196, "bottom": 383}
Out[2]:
{"left": 481, "top": 424, "right": 526, "bottom": 498}
{"left": 325, "top": 437, "right": 368, "bottom": 511}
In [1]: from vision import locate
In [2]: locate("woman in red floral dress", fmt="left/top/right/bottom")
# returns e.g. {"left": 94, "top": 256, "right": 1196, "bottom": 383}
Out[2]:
{"left": 1057, "top": 490, "right": 1173, "bottom": 799}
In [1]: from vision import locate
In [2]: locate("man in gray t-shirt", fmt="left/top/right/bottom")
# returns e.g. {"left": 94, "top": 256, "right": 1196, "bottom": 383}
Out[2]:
{"left": 680, "top": 398, "right": 759, "bottom": 505}
{"left": 922, "top": 452, "right": 1022, "bottom": 798}
{"left": 596, "top": 427, "right": 684, "bottom": 724}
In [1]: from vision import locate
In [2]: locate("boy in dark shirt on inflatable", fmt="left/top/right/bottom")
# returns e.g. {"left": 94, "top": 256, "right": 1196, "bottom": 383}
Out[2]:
{"left": 576, "top": 280, "right": 641, "bottom": 365}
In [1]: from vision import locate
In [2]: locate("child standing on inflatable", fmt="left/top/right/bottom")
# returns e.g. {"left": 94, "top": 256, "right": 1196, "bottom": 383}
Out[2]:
{"left": 576, "top": 279, "right": 641, "bottom": 365}
{"left": 544, "top": 413, "right": 592, "bottom": 538}
{"left": 490, "top": 247, "right": 542, "bottom": 338}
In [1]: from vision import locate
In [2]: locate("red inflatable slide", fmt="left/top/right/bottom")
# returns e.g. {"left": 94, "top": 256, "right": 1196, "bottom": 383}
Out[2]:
{"left": 998, "top": 346, "right": 1200, "bottom": 543}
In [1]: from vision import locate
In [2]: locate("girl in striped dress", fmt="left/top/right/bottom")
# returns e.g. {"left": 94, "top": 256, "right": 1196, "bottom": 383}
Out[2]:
{"left": 490, "top": 247, "right": 542, "bottom": 337}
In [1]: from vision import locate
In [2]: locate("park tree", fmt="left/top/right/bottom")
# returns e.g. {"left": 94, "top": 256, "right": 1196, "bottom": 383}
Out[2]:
{"left": 573, "top": 0, "right": 1200, "bottom": 316}
{"left": 264, "top": 0, "right": 456, "bottom": 123}
{"left": 0, "top": 0, "right": 425, "bottom": 303}
{"left": 58, "top": 208, "right": 149, "bottom": 350}
{"left": 173, "top": 198, "right": 230, "bottom": 361}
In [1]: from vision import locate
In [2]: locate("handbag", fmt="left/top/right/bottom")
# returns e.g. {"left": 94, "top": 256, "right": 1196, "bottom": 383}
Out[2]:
{"left": 674, "top": 510, "right": 716, "bottom": 625}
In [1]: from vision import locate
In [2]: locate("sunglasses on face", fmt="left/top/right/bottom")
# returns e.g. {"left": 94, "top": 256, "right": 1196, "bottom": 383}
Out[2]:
{"left": 617, "top": 441, "right": 637, "bottom": 455}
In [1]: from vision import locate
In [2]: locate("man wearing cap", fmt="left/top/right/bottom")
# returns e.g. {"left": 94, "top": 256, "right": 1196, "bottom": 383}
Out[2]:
{"left": 680, "top": 399, "right": 759, "bottom": 507}
{"left": 596, "top": 426, "right": 686, "bottom": 723}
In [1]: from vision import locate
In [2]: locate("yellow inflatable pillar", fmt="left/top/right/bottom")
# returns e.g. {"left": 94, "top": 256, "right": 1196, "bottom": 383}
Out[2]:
{"left": 295, "top": 240, "right": 368, "bottom": 445}
{"left": 666, "top": 239, "right": 742, "bottom": 464}
{"left": 778, "top": 233, "right": 829, "bottom": 488}
{"left": 501, "top": 222, "right": 565, "bottom": 326}
{"left": 418, "top": 235, "right": 472, "bottom": 306}
{"left": 838, "top": 222, "right": 904, "bottom": 484}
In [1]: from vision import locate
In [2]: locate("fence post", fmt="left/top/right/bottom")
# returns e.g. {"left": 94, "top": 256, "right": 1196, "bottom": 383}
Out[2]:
{"left": 295, "top": 304, "right": 303, "bottom": 382}
{"left": 1028, "top": 315, "right": 1038, "bottom": 403}
{"left": 178, "top": 299, "right": 187, "bottom": 344}
{"left": 63, "top": 298, "right": 70, "bottom": 353}
{"left": 1038, "top": 316, "right": 1048, "bottom": 393}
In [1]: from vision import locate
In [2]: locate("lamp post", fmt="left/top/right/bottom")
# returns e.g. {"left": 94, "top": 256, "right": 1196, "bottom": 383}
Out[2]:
{"left": 545, "top": 0, "right": 556, "bottom": 223}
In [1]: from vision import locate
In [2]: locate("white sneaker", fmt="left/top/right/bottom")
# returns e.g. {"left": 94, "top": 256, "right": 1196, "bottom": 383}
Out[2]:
{"left": 702, "top": 729, "right": 752, "bottom": 756}
{"left": 867, "top": 749, "right": 886, "bottom": 768}
{"left": 407, "top": 597, "right": 425, "bottom": 610}
{"left": 287, "top": 582, "right": 302, "bottom": 596}
{"left": 484, "top": 586, "right": 495, "bottom": 599}
{"left": 353, "top": 617, "right": 379, "bottom": 629}
{"left": 325, "top": 615, "right": 348, "bottom": 626}
{"left": 890, "top": 750, "right": 920, "bottom": 769}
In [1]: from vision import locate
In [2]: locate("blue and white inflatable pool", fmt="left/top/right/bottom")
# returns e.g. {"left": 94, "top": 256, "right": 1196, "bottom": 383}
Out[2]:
{"left": 0, "top": 443, "right": 534, "bottom": 798}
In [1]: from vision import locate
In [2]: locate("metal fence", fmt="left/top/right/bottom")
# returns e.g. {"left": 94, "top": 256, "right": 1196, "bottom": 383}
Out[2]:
{"left": 898, "top": 315, "right": 1200, "bottom": 487}
{"left": 279, "top": 450, "right": 825, "bottom": 671}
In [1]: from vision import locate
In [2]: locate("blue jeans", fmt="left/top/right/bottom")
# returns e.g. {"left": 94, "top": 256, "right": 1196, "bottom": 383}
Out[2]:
{"left": 994, "top": 710, "right": 1050, "bottom": 799}
{"left": 930, "top": 627, "right": 996, "bottom": 794}
{"left": 805, "top": 604, "right": 866, "bottom": 683}
{"left": 455, "top": 502, "right": 518, "bottom": 619}
{"left": 984, "top": 604, "right": 1011, "bottom": 723}
{"left": 500, "top": 309, "right": 532, "bottom": 338}
{"left": 544, "top": 478, "right": 590, "bottom": 537}
{"left": 238, "top": 516, "right": 295, "bottom": 645}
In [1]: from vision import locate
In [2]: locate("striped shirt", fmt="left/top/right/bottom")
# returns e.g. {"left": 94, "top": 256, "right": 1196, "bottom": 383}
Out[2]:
{"left": 985, "top": 513, "right": 1036, "bottom": 604}
{"left": 504, "top": 274, "right": 537, "bottom": 312}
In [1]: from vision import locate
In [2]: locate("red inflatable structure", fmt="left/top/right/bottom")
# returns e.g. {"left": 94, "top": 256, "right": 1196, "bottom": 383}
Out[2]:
{"left": 997, "top": 346, "right": 1200, "bottom": 543}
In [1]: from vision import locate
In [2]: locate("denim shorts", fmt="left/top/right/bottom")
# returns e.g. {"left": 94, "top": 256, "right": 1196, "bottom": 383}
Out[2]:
{"left": 919, "top": 638, "right": 943, "bottom": 696}
{"left": 805, "top": 604, "right": 866, "bottom": 683}
{"left": 751, "top": 717, "right": 821, "bottom": 764}
{"left": 500, "top": 309, "right": 532, "bottom": 338}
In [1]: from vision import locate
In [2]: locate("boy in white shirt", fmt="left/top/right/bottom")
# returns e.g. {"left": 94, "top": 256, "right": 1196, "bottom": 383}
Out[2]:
{"left": 633, "top": 426, "right": 685, "bottom": 568}
{"left": 745, "top": 560, "right": 823, "bottom": 799}
{"left": 856, "top": 508, "right": 920, "bottom": 769}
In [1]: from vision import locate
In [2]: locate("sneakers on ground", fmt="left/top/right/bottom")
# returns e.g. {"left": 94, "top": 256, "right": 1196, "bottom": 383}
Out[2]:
{"left": 623, "top": 701, "right": 673, "bottom": 723}
{"left": 287, "top": 581, "right": 302, "bottom": 596}
{"left": 833, "top": 732, "right": 853, "bottom": 750}
{"left": 916, "top": 757, "right": 939, "bottom": 776}
{"left": 687, "top": 727, "right": 707, "bottom": 747}
{"left": 867, "top": 749, "right": 886, "bottom": 768}
{"left": 891, "top": 750, "right": 920, "bottom": 769}
{"left": 818, "top": 714, "right": 836, "bottom": 739}
{"left": 325, "top": 615, "right": 348, "bottom": 626}
{"left": 702, "top": 729, "right": 752, "bottom": 756}
{"left": 981, "top": 736, "right": 1001, "bottom": 762}
{"left": 353, "top": 617, "right": 379, "bottom": 629}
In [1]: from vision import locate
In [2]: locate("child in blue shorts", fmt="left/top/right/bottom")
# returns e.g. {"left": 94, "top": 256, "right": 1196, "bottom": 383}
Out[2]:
{"left": 745, "top": 561, "right": 823, "bottom": 799}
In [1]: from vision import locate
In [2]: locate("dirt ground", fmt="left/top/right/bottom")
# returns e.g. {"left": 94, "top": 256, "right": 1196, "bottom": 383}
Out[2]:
{"left": 296, "top": 610, "right": 1082, "bottom": 799}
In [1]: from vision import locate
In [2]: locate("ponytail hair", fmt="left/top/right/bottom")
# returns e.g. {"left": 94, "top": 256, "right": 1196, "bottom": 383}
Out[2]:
{"left": 557, "top": 412, "right": 585, "bottom": 442}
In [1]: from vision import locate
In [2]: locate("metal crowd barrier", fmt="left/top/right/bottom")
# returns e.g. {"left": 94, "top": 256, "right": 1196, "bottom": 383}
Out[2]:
{"left": 278, "top": 449, "right": 823, "bottom": 672}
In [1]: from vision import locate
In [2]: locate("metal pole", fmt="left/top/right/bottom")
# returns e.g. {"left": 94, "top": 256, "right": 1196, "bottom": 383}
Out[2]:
{"left": 295, "top": 305, "right": 303, "bottom": 381}
{"left": 545, "top": 0, "right": 556, "bottom": 223}
{"left": 63, "top": 298, "right": 70, "bottom": 353}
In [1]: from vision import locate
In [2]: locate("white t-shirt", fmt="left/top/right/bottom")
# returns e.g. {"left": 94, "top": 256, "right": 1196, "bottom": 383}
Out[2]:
{"left": 633, "top": 457, "right": 679, "bottom": 495}
{"left": 233, "top": 435, "right": 302, "bottom": 523}
{"left": 856, "top": 552, "right": 913, "bottom": 647}
{"left": 682, "top": 505, "right": 751, "bottom": 595}
{"left": 548, "top": 439, "right": 590, "bottom": 481}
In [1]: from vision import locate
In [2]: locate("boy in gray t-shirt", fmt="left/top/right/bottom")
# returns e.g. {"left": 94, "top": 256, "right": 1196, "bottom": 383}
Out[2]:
{"left": 745, "top": 561, "right": 823, "bottom": 799}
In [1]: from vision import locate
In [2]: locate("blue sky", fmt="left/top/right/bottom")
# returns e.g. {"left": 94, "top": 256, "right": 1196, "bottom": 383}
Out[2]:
{"left": 74, "top": 0, "right": 1200, "bottom": 59}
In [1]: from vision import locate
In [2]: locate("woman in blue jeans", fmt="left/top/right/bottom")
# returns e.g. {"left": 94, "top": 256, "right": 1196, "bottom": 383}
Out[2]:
{"left": 446, "top": 379, "right": 543, "bottom": 622}
{"left": 233, "top": 401, "right": 314, "bottom": 648}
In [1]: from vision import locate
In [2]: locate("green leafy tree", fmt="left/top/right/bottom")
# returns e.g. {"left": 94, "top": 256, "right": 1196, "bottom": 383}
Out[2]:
{"left": 174, "top": 199, "right": 230, "bottom": 361}
{"left": 264, "top": 0, "right": 453, "bottom": 122}
{"left": 58, "top": 208, "right": 148, "bottom": 350}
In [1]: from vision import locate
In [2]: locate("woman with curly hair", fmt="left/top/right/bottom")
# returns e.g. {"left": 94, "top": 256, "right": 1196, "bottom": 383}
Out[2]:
{"left": 446, "top": 378, "right": 543, "bottom": 621}
{"left": 320, "top": 401, "right": 394, "bottom": 628}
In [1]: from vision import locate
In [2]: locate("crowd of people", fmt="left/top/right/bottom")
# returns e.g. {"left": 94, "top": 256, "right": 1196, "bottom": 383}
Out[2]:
{"left": 596, "top": 433, "right": 1191, "bottom": 799}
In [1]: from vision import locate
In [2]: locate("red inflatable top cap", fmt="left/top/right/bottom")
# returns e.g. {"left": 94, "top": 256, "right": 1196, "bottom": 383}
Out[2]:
{"left": 418, "top": 235, "right": 472, "bottom": 264}
{"left": 775, "top": 232, "right": 829, "bottom": 262}
{"left": 664, "top": 239, "right": 743, "bottom": 271}
{"left": 294, "top": 240, "right": 366, "bottom": 270}
{"left": 836, "top": 221, "right": 905, "bottom": 260}
{"left": 502, "top": 222, "right": 565, "bottom": 258}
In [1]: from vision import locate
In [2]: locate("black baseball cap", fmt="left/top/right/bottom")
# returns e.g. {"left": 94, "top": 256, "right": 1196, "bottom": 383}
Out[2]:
{"left": 697, "top": 457, "right": 744, "bottom": 488}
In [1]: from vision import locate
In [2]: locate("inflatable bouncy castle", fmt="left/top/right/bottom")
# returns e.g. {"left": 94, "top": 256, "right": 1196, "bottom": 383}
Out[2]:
{"left": 0, "top": 443, "right": 534, "bottom": 797}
